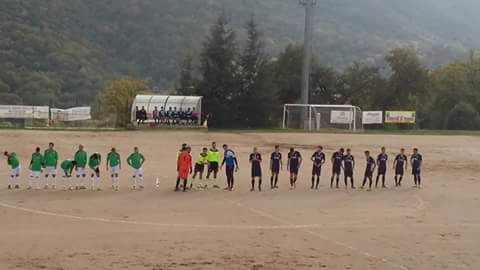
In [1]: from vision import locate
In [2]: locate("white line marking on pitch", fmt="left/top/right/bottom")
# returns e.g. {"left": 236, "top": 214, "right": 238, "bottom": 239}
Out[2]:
{"left": 0, "top": 201, "right": 343, "bottom": 231}
{"left": 221, "top": 197, "right": 409, "bottom": 270}
{"left": 2, "top": 199, "right": 479, "bottom": 231}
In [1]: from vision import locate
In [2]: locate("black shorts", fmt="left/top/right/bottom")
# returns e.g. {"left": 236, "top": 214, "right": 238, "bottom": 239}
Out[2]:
{"left": 208, "top": 162, "right": 219, "bottom": 173}
{"left": 226, "top": 165, "right": 235, "bottom": 179}
{"left": 312, "top": 166, "right": 321, "bottom": 176}
{"left": 290, "top": 166, "right": 299, "bottom": 175}
{"left": 364, "top": 170, "right": 373, "bottom": 178}
{"left": 344, "top": 169, "right": 353, "bottom": 177}
{"left": 271, "top": 164, "right": 280, "bottom": 174}
{"left": 251, "top": 166, "right": 262, "bottom": 178}
{"left": 378, "top": 166, "right": 386, "bottom": 175}
{"left": 332, "top": 165, "right": 341, "bottom": 175}
{"left": 395, "top": 167, "right": 404, "bottom": 176}
{"left": 412, "top": 166, "right": 421, "bottom": 175}
{"left": 194, "top": 163, "right": 205, "bottom": 173}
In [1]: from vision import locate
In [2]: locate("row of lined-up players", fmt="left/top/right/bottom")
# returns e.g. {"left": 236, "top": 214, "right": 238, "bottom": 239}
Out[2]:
{"left": 180, "top": 143, "right": 423, "bottom": 192}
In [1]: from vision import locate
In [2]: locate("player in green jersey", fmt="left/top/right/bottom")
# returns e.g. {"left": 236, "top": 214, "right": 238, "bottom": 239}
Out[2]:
{"left": 106, "top": 147, "right": 121, "bottom": 191}
{"left": 127, "top": 146, "right": 146, "bottom": 190}
{"left": 74, "top": 144, "right": 88, "bottom": 190}
{"left": 28, "top": 147, "right": 44, "bottom": 190}
{"left": 193, "top": 147, "right": 209, "bottom": 180}
{"left": 43, "top": 142, "right": 59, "bottom": 189}
{"left": 60, "top": 159, "right": 77, "bottom": 190}
{"left": 4, "top": 151, "right": 21, "bottom": 189}
{"left": 88, "top": 152, "right": 102, "bottom": 191}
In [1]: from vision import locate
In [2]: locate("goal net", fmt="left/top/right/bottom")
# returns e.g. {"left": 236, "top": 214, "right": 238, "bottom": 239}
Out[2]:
{"left": 282, "top": 104, "right": 363, "bottom": 131}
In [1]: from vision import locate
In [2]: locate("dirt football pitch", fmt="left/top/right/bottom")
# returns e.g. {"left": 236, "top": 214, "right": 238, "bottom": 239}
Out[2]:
{"left": 0, "top": 129, "right": 479, "bottom": 270}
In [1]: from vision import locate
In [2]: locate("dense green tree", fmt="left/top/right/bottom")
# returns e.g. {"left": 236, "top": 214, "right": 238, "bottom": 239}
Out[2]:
{"left": 444, "top": 102, "right": 480, "bottom": 130}
{"left": 196, "top": 13, "right": 240, "bottom": 127}
{"left": 176, "top": 54, "right": 196, "bottom": 96}
{"left": 336, "top": 62, "right": 385, "bottom": 108}
{"left": 98, "top": 79, "right": 149, "bottom": 127}
{"left": 272, "top": 44, "right": 303, "bottom": 105}
{"left": 235, "top": 18, "right": 277, "bottom": 127}
{"left": 382, "top": 47, "right": 429, "bottom": 111}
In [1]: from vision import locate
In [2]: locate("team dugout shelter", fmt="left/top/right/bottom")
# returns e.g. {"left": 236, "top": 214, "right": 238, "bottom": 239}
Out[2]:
{"left": 131, "top": 95, "right": 203, "bottom": 126}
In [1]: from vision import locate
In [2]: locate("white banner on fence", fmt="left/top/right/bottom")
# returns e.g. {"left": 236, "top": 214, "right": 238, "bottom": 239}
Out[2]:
{"left": 0, "top": 105, "right": 49, "bottom": 119}
{"left": 0, "top": 105, "right": 91, "bottom": 121}
{"left": 362, "top": 111, "right": 383, "bottom": 124}
{"left": 63, "top": 107, "right": 91, "bottom": 121}
{"left": 330, "top": 110, "right": 353, "bottom": 124}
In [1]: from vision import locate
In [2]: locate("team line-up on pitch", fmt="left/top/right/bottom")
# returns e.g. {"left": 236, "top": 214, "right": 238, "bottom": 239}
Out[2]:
{"left": 4, "top": 141, "right": 423, "bottom": 192}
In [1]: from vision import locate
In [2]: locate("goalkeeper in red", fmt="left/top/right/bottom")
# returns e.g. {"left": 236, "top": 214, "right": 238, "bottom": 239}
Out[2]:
{"left": 127, "top": 146, "right": 146, "bottom": 190}
{"left": 176, "top": 146, "right": 192, "bottom": 192}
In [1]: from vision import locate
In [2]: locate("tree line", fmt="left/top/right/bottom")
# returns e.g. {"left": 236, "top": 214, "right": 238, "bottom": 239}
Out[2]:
{"left": 174, "top": 14, "right": 480, "bottom": 130}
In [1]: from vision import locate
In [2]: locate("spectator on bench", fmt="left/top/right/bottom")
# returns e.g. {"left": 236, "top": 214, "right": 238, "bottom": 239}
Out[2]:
{"left": 139, "top": 106, "right": 147, "bottom": 124}
{"left": 135, "top": 106, "right": 142, "bottom": 125}
{"left": 153, "top": 106, "right": 159, "bottom": 125}
{"left": 160, "top": 107, "right": 166, "bottom": 124}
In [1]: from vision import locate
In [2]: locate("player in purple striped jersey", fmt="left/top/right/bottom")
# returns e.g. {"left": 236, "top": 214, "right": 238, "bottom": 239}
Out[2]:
{"left": 393, "top": 148, "right": 408, "bottom": 187}
{"left": 310, "top": 146, "right": 325, "bottom": 189}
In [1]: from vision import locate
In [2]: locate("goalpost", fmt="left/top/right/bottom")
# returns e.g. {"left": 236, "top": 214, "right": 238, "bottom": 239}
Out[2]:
{"left": 282, "top": 104, "right": 363, "bottom": 132}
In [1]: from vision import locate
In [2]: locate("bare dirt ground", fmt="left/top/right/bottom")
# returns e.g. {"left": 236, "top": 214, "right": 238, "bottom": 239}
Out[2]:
{"left": 0, "top": 129, "right": 479, "bottom": 270}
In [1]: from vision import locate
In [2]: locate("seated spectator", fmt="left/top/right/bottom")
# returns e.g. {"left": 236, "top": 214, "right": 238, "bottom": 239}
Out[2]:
{"left": 160, "top": 107, "right": 166, "bottom": 124}
{"left": 191, "top": 107, "right": 199, "bottom": 124}
{"left": 135, "top": 106, "right": 141, "bottom": 125}
{"left": 172, "top": 107, "right": 179, "bottom": 125}
{"left": 152, "top": 106, "right": 159, "bottom": 124}
{"left": 167, "top": 107, "right": 173, "bottom": 125}
{"left": 179, "top": 108, "right": 186, "bottom": 125}
{"left": 140, "top": 106, "right": 147, "bottom": 124}
{"left": 186, "top": 108, "right": 193, "bottom": 125}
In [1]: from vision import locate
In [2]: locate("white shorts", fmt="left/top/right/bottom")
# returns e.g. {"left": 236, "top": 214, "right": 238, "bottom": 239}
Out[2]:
{"left": 110, "top": 165, "right": 120, "bottom": 174}
{"left": 45, "top": 166, "right": 57, "bottom": 176}
{"left": 61, "top": 169, "right": 70, "bottom": 178}
{"left": 132, "top": 168, "right": 144, "bottom": 177}
{"left": 10, "top": 167, "right": 20, "bottom": 176}
{"left": 30, "top": 171, "right": 41, "bottom": 178}
{"left": 90, "top": 167, "right": 100, "bottom": 175}
{"left": 75, "top": 167, "right": 86, "bottom": 177}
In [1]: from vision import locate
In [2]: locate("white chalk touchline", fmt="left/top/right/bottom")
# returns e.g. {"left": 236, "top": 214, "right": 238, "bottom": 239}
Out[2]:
{"left": 1, "top": 200, "right": 479, "bottom": 231}
{"left": 0, "top": 201, "right": 348, "bottom": 231}
{"left": 221, "top": 197, "right": 409, "bottom": 270}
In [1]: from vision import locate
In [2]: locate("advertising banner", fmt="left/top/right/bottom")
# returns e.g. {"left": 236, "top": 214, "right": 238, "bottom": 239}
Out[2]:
{"left": 385, "top": 111, "right": 416, "bottom": 124}
{"left": 330, "top": 110, "right": 353, "bottom": 124}
{"left": 0, "top": 105, "right": 49, "bottom": 119}
{"left": 362, "top": 111, "right": 383, "bottom": 124}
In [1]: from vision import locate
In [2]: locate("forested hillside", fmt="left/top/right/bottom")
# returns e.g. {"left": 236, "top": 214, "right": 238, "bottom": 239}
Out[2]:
{"left": 1, "top": 0, "right": 480, "bottom": 108}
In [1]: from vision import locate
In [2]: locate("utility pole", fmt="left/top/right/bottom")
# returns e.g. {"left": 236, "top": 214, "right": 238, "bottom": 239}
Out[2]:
{"left": 300, "top": 0, "right": 316, "bottom": 128}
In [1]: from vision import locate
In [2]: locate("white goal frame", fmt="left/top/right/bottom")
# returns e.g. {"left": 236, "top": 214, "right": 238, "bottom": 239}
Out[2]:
{"left": 282, "top": 104, "right": 363, "bottom": 132}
